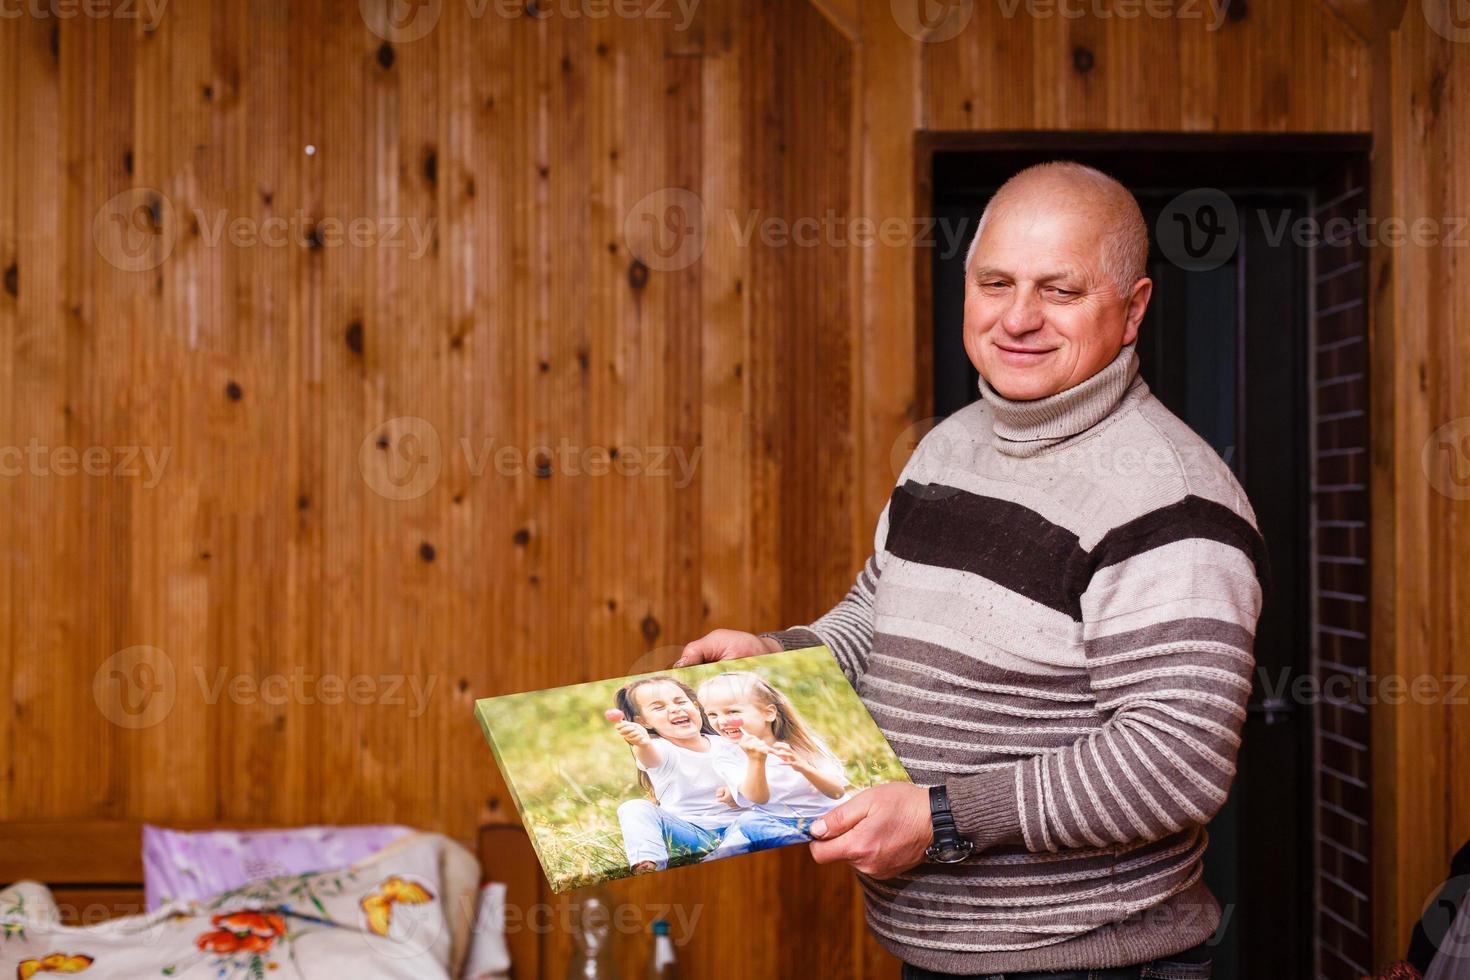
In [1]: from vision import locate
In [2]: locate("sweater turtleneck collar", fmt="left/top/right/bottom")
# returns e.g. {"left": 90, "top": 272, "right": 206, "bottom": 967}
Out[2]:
{"left": 977, "top": 343, "right": 1142, "bottom": 457}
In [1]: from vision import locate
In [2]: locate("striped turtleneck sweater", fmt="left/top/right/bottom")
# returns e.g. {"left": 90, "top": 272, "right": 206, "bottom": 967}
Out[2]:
{"left": 766, "top": 344, "right": 1266, "bottom": 974}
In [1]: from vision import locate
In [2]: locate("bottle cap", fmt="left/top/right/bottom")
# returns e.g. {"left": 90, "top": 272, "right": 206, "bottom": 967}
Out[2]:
{"left": 651, "top": 919, "right": 671, "bottom": 936}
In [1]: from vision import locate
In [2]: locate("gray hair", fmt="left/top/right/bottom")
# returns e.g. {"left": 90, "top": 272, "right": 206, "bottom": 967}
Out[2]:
{"left": 962, "top": 161, "right": 1149, "bottom": 297}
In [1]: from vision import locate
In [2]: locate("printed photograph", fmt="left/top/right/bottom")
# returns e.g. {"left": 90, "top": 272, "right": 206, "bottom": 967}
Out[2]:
{"left": 475, "top": 646, "right": 909, "bottom": 893}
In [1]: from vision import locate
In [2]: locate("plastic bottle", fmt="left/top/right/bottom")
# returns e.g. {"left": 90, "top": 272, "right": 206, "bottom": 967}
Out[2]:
{"left": 567, "top": 888, "right": 618, "bottom": 980}
{"left": 645, "top": 918, "right": 678, "bottom": 979}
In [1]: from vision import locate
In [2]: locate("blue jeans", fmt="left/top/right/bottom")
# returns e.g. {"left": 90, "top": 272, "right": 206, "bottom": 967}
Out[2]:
{"left": 900, "top": 943, "right": 1212, "bottom": 980}
{"left": 617, "top": 799, "right": 725, "bottom": 869}
{"left": 718, "top": 811, "right": 814, "bottom": 854}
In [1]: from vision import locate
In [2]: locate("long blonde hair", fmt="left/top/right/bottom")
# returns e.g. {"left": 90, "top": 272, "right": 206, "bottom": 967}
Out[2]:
{"left": 696, "top": 671, "right": 839, "bottom": 769}
{"left": 614, "top": 675, "right": 716, "bottom": 803}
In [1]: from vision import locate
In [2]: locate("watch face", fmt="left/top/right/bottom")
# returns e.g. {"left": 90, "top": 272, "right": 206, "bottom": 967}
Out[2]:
{"left": 927, "top": 841, "right": 973, "bottom": 864}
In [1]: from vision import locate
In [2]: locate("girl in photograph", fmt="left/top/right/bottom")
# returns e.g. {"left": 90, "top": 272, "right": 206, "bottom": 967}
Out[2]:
{"left": 606, "top": 675, "right": 752, "bottom": 872}
{"left": 695, "top": 671, "right": 850, "bottom": 853}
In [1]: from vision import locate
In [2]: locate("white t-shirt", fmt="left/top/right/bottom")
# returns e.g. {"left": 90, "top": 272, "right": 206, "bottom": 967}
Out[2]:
{"left": 715, "top": 749, "right": 850, "bottom": 820}
{"left": 637, "top": 735, "right": 744, "bottom": 830}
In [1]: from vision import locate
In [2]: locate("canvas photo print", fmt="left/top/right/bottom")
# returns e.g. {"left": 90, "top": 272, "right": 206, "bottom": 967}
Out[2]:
{"left": 475, "top": 646, "right": 910, "bottom": 892}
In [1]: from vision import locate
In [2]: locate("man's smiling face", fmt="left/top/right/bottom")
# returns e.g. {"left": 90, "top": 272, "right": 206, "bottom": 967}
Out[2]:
{"left": 963, "top": 185, "right": 1152, "bottom": 401}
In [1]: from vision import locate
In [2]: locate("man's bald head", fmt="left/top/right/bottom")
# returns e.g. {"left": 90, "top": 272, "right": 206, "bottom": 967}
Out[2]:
{"left": 961, "top": 161, "right": 1154, "bottom": 400}
{"left": 964, "top": 162, "right": 1149, "bottom": 297}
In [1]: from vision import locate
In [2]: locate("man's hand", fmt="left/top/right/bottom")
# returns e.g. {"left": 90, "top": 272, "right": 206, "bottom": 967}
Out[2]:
{"left": 674, "top": 628, "right": 781, "bottom": 667}
{"left": 809, "top": 782, "right": 933, "bottom": 879}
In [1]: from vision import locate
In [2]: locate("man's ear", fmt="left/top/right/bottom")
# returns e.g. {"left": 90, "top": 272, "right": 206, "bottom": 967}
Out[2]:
{"left": 1122, "top": 277, "right": 1152, "bottom": 345}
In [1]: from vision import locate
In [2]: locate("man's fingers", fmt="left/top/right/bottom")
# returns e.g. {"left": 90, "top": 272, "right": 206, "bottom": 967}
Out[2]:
{"left": 808, "top": 836, "right": 854, "bottom": 865}
{"left": 673, "top": 642, "right": 708, "bottom": 667}
{"left": 810, "top": 797, "right": 866, "bottom": 840}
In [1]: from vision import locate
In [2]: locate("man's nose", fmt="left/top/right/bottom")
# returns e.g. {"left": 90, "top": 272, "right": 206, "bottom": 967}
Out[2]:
{"left": 999, "top": 289, "right": 1045, "bottom": 334}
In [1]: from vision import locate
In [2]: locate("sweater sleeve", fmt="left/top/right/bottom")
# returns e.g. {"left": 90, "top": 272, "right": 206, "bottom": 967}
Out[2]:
{"left": 762, "top": 503, "right": 893, "bottom": 686}
{"left": 947, "top": 498, "right": 1266, "bottom": 853}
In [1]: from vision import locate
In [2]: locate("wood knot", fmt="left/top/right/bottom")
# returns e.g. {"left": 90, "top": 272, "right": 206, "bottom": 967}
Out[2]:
{"left": 628, "top": 259, "right": 650, "bottom": 291}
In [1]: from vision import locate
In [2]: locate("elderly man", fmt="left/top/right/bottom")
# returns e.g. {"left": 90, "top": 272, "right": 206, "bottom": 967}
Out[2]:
{"left": 677, "top": 162, "right": 1264, "bottom": 979}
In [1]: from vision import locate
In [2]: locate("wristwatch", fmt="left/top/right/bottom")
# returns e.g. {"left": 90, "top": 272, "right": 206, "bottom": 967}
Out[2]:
{"left": 925, "top": 785, "right": 974, "bottom": 863}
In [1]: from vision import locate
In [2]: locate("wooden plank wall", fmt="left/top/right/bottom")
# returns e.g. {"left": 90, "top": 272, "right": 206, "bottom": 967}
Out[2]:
{"left": 1368, "top": 0, "right": 1470, "bottom": 964}
{"left": 0, "top": 2, "right": 867, "bottom": 976}
{"left": 7, "top": 0, "right": 1466, "bottom": 974}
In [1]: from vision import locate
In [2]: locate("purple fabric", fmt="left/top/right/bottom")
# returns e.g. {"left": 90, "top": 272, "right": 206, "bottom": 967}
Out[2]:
{"left": 142, "top": 824, "right": 413, "bottom": 910}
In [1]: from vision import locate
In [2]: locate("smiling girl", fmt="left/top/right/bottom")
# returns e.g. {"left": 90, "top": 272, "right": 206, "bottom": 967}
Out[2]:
{"left": 696, "top": 671, "right": 849, "bottom": 852}
{"left": 608, "top": 675, "right": 749, "bottom": 872}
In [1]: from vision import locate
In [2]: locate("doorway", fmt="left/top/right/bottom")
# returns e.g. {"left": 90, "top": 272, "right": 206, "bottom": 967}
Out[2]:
{"left": 919, "top": 132, "right": 1372, "bottom": 980}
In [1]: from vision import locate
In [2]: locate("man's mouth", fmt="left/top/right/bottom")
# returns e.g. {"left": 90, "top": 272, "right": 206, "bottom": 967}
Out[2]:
{"left": 993, "top": 341, "right": 1058, "bottom": 365}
